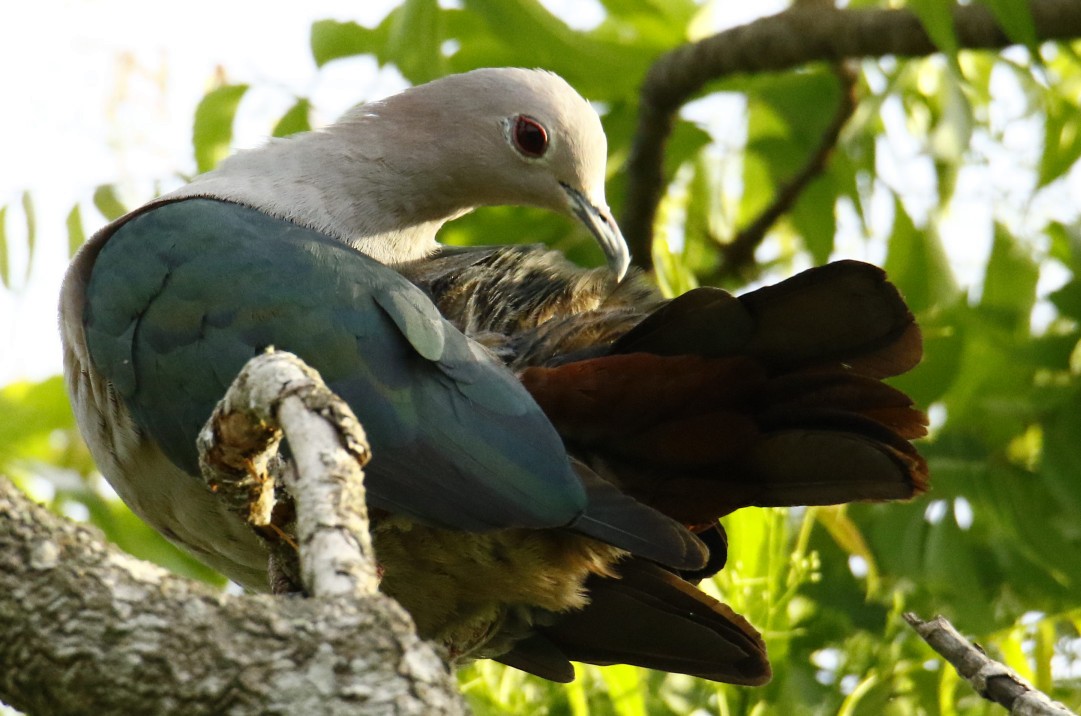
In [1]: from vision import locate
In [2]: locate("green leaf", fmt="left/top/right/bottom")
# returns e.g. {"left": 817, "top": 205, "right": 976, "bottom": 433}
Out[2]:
{"left": 790, "top": 176, "right": 836, "bottom": 265}
{"left": 0, "top": 205, "right": 9, "bottom": 289}
{"left": 1049, "top": 278, "right": 1081, "bottom": 322}
{"left": 66, "top": 204, "right": 86, "bottom": 257}
{"left": 272, "top": 98, "right": 312, "bottom": 137}
{"left": 92, "top": 184, "right": 127, "bottom": 222}
{"left": 0, "top": 378, "right": 78, "bottom": 469}
{"left": 907, "top": 0, "right": 959, "bottom": 57}
{"left": 1047, "top": 221, "right": 1081, "bottom": 269}
{"left": 1041, "top": 391, "right": 1081, "bottom": 520}
{"left": 749, "top": 70, "right": 841, "bottom": 152}
{"left": 20, "top": 191, "right": 35, "bottom": 285}
{"left": 193, "top": 83, "right": 249, "bottom": 173}
{"left": 452, "top": 0, "right": 648, "bottom": 100}
{"left": 980, "top": 224, "right": 1039, "bottom": 333}
{"left": 1038, "top": 93, "right": 1081, "bottom": 188}
{"left": 598, "top": 665, "right": 646, "bottom": 716}
{"left": 889, "top": 302, "right": 965, "bottom": 406}
{"left": 929, "top": 70, "right": 973, "bottom": 165}
{"left": 664, "top": 119, "right": 712, "bottom": 176}
{"left": 383, "top": 0, "right": 446, "bottom": 84}
{"left": 739, "top": 70, "right": 842, "bottom": 260}
{"left": 883, "top": 196, "right": 958, "bottom": 313}
{"left": 595, "top": 0, "right": 698, "bottom": 49}
{"left": 977, "top": 0, "right": 1039, "bottom": 53}
{"left": 310, "top": 19, "right": 387, "bottom": 67}
{"left": 739, "top": 151, "right": 774, "bottom": 232}
{"left": 816, "top": 506, "right": 881, "bottom": 597}
{"left": 681, "top": 156, "right": 721, "bottom": 277}
{"left": 314, "top": 3, "right": 447, "bottom": 85}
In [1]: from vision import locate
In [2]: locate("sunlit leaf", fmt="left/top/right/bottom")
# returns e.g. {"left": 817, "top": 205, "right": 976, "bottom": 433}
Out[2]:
{"left": 310, "top": 18, "right": 388, "bottom": 66}
{"left": 1038, "top": 92, "right": 1081, "bottom": 188}
{"left": 0, "top": 204, "right": 9, "bottom": 289}
{"left": 193, "top": 83, "right": 249, "bottom": 173}
{"left": 816, "top": 506, "right": 881, "bottom": 597}
{"left": 453, "top": 0, "right": 648, "bottom": 99}
{"left": 20, "top": 191, "right": 34, "bottom": 285}
{"left": 883, "top": 196, "right": 958, "bottom": 314}
{"left": 790, "top": 176, "right": 836, "bottom": 265}
{"left": 928, "top": 70, "right": 973, "bottom": 165}
{"left": 599, "top": 665, "right": 646, "bottom": 716}
{"left": 66, "top": 204, "right": 86, "bottom": 257}
{"left": 383, "top": 0, "right": 446, "bottom": 83}
{"left": 272, "top": 98, "right": 312, "bottom": 137}
{"left": 908, "top": 0, "right": 959, "bottom": 58}
{"left": 977, "top": 0, "right": 1039, "bottom": 54}
{"left": 1036, "top": 618, "right": 1055, "bottom": 692}
{"left": 682, "top": 156, "right": 722, "bottom": 277}
{"left": 92, "top": 184, "right": 127, "bottom": 222}
{"left": 0, "top": 378, "right": 78, "bottom": 470}
{"left": 980, "top": 223, "right": 1039, "bottom": 333}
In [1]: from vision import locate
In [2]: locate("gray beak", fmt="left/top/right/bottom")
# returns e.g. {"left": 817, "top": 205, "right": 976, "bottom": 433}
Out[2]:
{"left": 561, "top": 183, "right": 630, "bottom": 281}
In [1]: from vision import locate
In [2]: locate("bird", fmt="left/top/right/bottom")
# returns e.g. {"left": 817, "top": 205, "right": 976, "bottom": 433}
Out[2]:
{"left": 400, "top": 243, "right": 927, "bottom": 679}
{"left": 60, "top": 67, "right": 926, "bottom": 686}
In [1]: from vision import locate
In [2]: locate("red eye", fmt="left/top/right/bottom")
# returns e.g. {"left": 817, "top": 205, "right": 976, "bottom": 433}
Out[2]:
{"left": 512, "top": 115, "right": 548, "bottom": 158}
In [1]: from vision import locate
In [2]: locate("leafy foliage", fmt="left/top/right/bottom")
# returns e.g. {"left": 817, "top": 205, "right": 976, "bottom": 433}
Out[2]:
{"left": 4, "top": 1, "right": 1081, "bottom": 714}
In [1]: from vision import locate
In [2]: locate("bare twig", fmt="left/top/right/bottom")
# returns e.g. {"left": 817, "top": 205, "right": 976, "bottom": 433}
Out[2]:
{"left": 198, "top": 349, "right": 379, "bottom": 600}
{"left": 622, "top": 0, "right": 1081, "bottom": 269}
{"left": 904, "top": 613, "right": 1076, "bottom": 716}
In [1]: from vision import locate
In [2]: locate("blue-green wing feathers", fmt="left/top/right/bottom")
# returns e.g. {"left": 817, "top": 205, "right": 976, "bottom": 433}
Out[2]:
{"left": 84, "top": 199, "right": 587, "bottom": 531}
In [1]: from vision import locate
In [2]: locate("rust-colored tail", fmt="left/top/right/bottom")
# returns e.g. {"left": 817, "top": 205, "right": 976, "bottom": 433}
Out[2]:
{"left": 519, "top": 260, "right": 928, "bottom": 524}
{"left": 405, "top": 248, "right": 927, "bottom": 685}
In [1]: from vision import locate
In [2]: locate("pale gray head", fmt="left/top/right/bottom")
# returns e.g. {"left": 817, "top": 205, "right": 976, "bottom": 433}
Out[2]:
{"left": 340, "top": 68, "right": 630, "bottom": 279}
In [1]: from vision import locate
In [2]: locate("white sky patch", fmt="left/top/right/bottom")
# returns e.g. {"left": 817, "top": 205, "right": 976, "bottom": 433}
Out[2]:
{"left": 0, "top": 0, "right": 400, "bottom": 383}
{"left": 539, "top": 0, "right": 605, "bottom": 30}
{"left": 0, "top": 2, "right": 1077, "bottom": 384}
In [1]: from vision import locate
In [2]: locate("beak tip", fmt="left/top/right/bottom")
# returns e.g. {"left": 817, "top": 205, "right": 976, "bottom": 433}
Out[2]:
{"left": 611, "top": 253, "right": 630, "bottom": 282}
{"left": 561, "top": 182, "right": 632, "bottom": 282}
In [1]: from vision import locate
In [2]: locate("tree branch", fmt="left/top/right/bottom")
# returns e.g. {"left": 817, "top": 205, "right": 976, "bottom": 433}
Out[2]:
{"left": 708, "top": 62, "right": 858, "bottom": 283}
{"left": 0, "top": 350, "right": 467, "bottom": 715}
{"left": 904, "top": 613, "right": 1075, "bottom": 716}
{"left": 198, "top": 350, "right": 379, "bottom": 599}
{"left": 622, "top": 0, "right": 1081, "bottom": 269}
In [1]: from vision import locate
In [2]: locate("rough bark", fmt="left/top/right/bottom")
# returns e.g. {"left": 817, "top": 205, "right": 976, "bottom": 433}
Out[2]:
{"left": 0, "top": 350, "right": 467, "bottom": 716}
{"left": 198, "top": 350, "right": 380, "bottom": 599}
{"left": 622, "top": 0, "right": 1081, "bottom": 268}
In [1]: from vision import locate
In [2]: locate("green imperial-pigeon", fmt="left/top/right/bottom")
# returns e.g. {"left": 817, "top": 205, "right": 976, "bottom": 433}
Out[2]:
{"left": 61, "top": 68, "right": 927, "bottom": 685}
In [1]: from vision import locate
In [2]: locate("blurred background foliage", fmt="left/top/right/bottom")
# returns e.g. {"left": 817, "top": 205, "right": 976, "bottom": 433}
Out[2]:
{"left": 3, "top": 0, "right": 1081, "bottom": 714}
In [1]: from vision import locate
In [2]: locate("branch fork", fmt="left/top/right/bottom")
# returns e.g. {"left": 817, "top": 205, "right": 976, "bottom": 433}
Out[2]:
{"left": 197, "top": 348, "right": 380, "bottom": 599}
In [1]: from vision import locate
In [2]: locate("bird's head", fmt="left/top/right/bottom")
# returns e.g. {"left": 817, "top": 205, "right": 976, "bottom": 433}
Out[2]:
{"left": 348, "top": 68, "right": 630, "bottom": 279}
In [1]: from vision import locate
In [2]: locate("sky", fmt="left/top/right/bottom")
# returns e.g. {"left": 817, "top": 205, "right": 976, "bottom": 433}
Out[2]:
{"left": 0, "top": 0, "right": 403, "bottom": 382}
{"left": 0, "top": 0, "right": 788, "bottom": 384}
{"left": 0, "top": 0, "right": 1075, "bottom": 385}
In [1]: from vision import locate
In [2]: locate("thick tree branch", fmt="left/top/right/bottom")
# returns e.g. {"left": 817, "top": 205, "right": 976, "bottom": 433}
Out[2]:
{"left": 0, "top": 478, "right": 464, "bottom": 715}
{"left": 622, "top": 0, "right": 1081, "bottom": 269}
{"left": 904, "top": 613, "right": 1075, "bottom": 716}
{"left": 0, "top": 350, "right": 468, "bottom": 715}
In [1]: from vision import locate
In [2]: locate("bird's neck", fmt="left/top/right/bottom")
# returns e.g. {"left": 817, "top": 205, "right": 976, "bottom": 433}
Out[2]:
{"left": 163, "top": 128, "right": 473, "bottom": 266}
